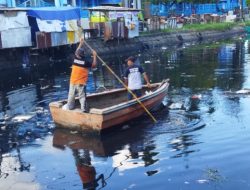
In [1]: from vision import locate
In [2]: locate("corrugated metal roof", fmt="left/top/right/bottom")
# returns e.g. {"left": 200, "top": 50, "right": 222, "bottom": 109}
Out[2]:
{"left": 85, "top": 6, "right": 141, "bottom": 12}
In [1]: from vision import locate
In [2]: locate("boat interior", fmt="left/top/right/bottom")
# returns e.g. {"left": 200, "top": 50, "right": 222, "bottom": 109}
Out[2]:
{"left": 59, "top": 84, "right": 160, "bottom": 110}
{"left": 85, "top": 85, "right": 159, "bottom": 110}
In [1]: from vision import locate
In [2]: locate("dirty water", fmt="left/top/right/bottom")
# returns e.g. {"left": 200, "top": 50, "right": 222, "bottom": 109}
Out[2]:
{"left": 1, "top": 38, "right": 250, "bottom": 190}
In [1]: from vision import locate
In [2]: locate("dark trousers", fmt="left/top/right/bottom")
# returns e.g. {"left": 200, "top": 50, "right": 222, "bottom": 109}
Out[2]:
{"left": 128, "top": 89, "right": 142, "bottom": 100}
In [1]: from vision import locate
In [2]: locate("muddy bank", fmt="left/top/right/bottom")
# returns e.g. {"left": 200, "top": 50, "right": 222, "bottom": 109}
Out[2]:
{"left": 0, "top": 26, "right": 246, "bottom": 70}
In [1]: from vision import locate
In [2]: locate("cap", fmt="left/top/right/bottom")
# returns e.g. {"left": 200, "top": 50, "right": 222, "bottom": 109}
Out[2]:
{"left": 125, "top": 56, "right": 136, "bottom": 62}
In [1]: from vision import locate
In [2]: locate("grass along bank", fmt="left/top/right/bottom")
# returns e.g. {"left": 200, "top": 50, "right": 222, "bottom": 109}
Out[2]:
{"left": 140, "top": 22, "right": 247, "bottom": 35}
{"left": 181, "top": 22, "right": 238, "bottom": 31}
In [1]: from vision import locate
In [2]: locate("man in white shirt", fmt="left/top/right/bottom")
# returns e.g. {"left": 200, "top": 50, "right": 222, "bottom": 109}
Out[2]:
{"left": 124, "top": 56, "right": 151, "bottom": 100}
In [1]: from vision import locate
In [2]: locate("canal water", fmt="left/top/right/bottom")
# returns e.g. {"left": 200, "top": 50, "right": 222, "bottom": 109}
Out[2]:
{"left": 1, "top": 37, "right": 250, "bottom": 190}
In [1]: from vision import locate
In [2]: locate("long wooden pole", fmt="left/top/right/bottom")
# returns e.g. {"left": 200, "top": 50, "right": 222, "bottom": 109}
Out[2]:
{"left": 83, "top": 40, "right": 157, "bottom": 123}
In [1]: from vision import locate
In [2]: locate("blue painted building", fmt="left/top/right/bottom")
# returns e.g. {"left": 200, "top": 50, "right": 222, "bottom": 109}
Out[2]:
{"left": 150, "top": 0, "right": 247, "bottom": 16}
{"left": 0, "top": 0, "right": 16, "bottom": 7}
{"left": 79, "top": 0, "right": 121, "bottom": 7}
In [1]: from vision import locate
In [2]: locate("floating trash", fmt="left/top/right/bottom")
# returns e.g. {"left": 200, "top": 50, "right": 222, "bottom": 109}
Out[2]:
{"left": 168, "top": 102, "right": 184, "bottom": 110}
{"left": 146, "top": 170, "right": 158, "bottom": 176}
{"left": 197, "top": 179, "right": 209, "bottom": 184}
{"left": 191, "top": 94, "right": 202, "bottom": 99}
{"left": 236, "top": 89, "right": 250, "bottom": 94}
{"left": 205, "top": 168, "right": 225, "bottom": 182}
{"left": 11, "top": 115, "right": 34, "bottom": 123}
{"left": 40, "top": 85, "right": 50, "bottom": 90}
{"left": 53, "top": 85, "right": 61, "bottom": 88}
{"left": 121, "top": 125, "right": 130, "bottom": 130}
{"left": 1, "top": 126, "right": 6, "bottom": 130}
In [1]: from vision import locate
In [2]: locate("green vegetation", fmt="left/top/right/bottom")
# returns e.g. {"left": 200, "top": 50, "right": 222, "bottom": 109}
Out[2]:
{"left": 140, "top": 21, "right": 250, "bottom": 36}
{"left": 146, "top": 22, "right": 244, "bottom": 34}
{"left": 244, "top": 21, "right": 250, "bottom": 26}
{"left": 181, "top": 22, "right": 238, "bottom": 31}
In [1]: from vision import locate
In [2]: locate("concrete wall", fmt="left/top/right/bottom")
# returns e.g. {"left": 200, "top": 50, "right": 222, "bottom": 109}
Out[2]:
{"left": 83, "top": 26, "right": 246, "bottom": 56}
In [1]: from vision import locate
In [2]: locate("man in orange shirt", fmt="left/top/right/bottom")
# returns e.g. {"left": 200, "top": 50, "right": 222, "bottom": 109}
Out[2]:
{"left": 73, "top": 149, "right": 106, "bottom": 189}
{"left": 64, "top": 37, "right": 97, "bottom": 112}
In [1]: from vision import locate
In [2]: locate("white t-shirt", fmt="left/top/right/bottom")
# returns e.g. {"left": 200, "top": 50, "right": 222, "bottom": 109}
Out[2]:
{"left": 124, "top": 65, "right": 145, "bottom": 90}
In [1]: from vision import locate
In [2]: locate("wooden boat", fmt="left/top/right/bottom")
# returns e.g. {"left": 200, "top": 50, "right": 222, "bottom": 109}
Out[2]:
{"left": 49, "top": 79, "right": 169, "bottom": 132}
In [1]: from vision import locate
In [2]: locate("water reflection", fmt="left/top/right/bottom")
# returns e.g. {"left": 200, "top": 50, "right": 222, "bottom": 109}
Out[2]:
{"left": 52, "top": 124, "right": 161, "bottom": 188}
{"left": 52, "top": 110, "right": 205, "bottom": 187}
{"left": 0, "top": 129, "right": 32, "bottom": 187}
{"left": 169, "top": 133, "right": 200, "bottom": 159}
{"left": 73, "top": 150, "right": 106, "bottom": 190}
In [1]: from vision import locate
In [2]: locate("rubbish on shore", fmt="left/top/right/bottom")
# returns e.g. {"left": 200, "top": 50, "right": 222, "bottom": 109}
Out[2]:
{"left": 145, "top": 60, "right": 151, "bottom": 63}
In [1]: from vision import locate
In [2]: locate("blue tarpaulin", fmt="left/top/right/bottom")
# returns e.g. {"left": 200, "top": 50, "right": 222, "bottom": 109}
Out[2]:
{"left": 27, "top": 7, "right": 81, "bottom": 21}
